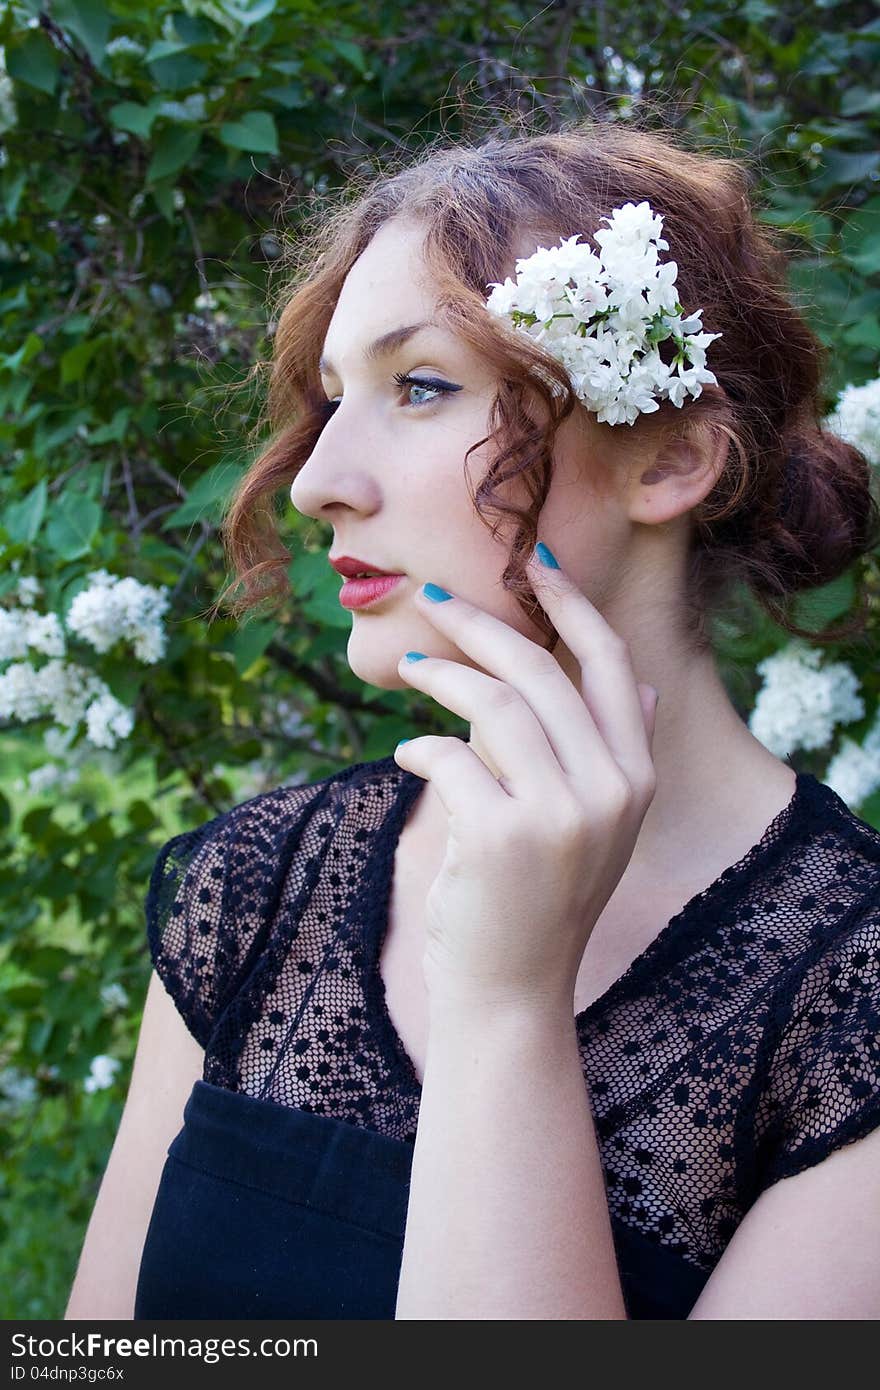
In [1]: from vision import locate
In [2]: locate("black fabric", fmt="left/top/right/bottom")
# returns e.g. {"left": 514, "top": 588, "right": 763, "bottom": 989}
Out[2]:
{"left": 136, "top": 741, "right": 880, "bottom": 1319}
{"left": 134, "top": 1079, "right": 708, "bottom": 1320}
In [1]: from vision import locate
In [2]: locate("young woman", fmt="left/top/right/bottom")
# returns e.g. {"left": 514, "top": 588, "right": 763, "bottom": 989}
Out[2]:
{"left": 67, "top": 120, "right": 880, "bottom": 1321}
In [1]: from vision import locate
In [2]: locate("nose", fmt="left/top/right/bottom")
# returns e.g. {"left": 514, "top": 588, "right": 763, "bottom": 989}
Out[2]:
{"left": 289, "top": 416, "right": 383, "bottom": 523}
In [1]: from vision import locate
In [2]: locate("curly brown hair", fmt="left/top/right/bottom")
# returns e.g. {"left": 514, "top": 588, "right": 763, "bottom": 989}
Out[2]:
{"left": 212, "top": 113, "right": 880, "bottom": 653}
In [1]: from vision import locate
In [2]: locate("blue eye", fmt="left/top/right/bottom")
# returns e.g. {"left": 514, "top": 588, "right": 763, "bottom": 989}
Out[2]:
{"left": 392, "top": 372, "right": 460, "bottom": 407}
{"left": 319, "top": 373, "right": 461, "bottom": 416}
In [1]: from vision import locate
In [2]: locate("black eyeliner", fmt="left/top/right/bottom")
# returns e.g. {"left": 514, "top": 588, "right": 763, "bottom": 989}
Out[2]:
{"left": 392, "top": 372, "right": 463, "bottom": 394}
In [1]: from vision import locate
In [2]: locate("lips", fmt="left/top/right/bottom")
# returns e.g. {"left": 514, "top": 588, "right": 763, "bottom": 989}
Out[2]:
{"left": 337, "top": 573, "right": 405, "bottom": 610}
{"left": 329, "top": 555, "right": 403, "bottom": 579}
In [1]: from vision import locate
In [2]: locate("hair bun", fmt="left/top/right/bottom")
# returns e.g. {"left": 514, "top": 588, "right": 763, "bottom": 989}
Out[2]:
{"left": 757, "top": 425, "right": 880, "bottom": 593}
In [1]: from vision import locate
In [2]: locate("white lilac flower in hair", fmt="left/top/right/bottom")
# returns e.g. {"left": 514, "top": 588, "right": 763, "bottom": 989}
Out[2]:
{"left": 485, "top": 200, "right": 722, "bottom": 426}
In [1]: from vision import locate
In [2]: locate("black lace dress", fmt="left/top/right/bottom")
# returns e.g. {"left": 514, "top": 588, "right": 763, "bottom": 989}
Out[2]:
{"left": 134, "top": 742, "right": 880, "bottom": 1319}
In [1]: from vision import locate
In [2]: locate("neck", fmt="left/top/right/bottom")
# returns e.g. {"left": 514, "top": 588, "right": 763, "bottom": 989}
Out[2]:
{"left": 466, "top": 637, "right": 795, "bottom": 880}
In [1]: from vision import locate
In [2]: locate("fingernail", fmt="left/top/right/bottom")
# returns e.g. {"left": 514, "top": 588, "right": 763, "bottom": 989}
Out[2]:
{"left": 534, "top": 542, "right": 560, "bottom": 569}
{"left": 404, "top": 651, "right": 427, "bottom": 662}
{"left": 422, "top": 582, "right": 452, "bottom": 601}
{"left": 397, "top": 738, "right": 411, "bottom": 745}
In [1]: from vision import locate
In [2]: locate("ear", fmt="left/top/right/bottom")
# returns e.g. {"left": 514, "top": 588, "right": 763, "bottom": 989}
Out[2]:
{"left": 629, "top": 421, "right": 728, "bottom": 526}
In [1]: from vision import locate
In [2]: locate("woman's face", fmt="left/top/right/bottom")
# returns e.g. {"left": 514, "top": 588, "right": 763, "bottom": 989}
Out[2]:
{"left": 289, "top": 216, "right": 633, "bottom": 692}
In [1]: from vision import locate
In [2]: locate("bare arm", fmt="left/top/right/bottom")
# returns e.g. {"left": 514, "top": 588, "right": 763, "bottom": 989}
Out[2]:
{"left": 688, "top": 1123, "right": 880, "bottom": 1318}
{"left": 64, "top": 971, "right": 205, "bottom": 1320}
{"left": 394, "top": 995, "right": 628, "bottom": 1320}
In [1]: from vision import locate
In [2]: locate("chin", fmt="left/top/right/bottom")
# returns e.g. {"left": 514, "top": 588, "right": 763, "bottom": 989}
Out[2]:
{"left": 344, "top": 637, "right": 410, "bottom": 692}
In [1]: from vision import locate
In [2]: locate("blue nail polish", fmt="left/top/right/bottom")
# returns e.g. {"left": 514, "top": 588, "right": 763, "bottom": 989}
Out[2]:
{"left": 404, "top": 651, "right": 427, "bottom": 662}
{"left": 535, "top": 541, "right": 560, "bottom": 569}
{"left": 397, "top": 738, "right": 411, "bottom": 745}
{"left": 422, "top": 582, "right": 452, "bottom": 601}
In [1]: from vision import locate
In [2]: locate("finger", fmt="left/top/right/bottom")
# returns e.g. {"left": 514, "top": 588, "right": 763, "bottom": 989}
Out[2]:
{"left": 393, "top": 733, "right": 510, "bottom": 824}
{"left": 524, "top": 545, "right": 656, "bottom": 788}
{"left": 397, "top": 652, "right": 566, "bottom": 803}
{"left": 412, "top": 581, "right": 623, "bottom": 791}
{"left": 638, "top": 682, "right": 660, "bottom": 749}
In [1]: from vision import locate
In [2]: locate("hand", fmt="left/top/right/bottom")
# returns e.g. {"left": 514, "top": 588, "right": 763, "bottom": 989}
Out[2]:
{"left": 393, "top": 545, "right": 659, "bottom": 1012}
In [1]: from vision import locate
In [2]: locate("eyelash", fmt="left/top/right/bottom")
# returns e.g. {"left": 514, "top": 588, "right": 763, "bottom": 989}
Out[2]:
{"left": 320, "top": 373, "right": 456, "bottom": 416}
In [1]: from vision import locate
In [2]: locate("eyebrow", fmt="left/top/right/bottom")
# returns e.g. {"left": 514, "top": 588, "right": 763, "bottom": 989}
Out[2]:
{"left": 318, "top": 321, "right": 436, "bottom": 376}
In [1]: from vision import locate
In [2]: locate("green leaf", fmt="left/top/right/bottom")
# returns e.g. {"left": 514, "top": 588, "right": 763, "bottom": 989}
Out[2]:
{"left": 839, "top": 198, "right": 880, "bottom": 275}
{"left": 59, "top": 337, "right": 103, "bottom": 386}
{"left": 109, "top": 102, "right": 159, "bottom": 139}
{"left": 144, "top": 39, "right": 191, "bottom": 62}
{"left": 52, "top": 0, "right": 111, "bottom": 67}
{"left": 790, "top": 571, "right": 856, "bottom": 631}
{"left": 171, "top": 15, "right": 218, "bottom": 45}
{"left": 263, "top": 84, "right": 308, "bottom": 109}
{"left": 88, "top": 409, "right": 131, "bottom": 444}
{"left": 147, "top": 54, "right": 208, "bottom": 91}
{"left": 41, "top": 172, "right": 77, "bottom": 213}
{"left": 807, "top": 148, "right": 880, "bottom": 192}
{"left": 161, "top": 458, "right": 244, "bottom": 528}
{"left": 224, "top": 0, "right": 278, "bottom": 26}
{"left": 0, "top": 169, "right": 28, "bottom": 222}
{"left": 842, "top": 317, "right": 880, "bottom": 350}
{"left": 6, "top": 33, "right": 60, "bottom": 95}
{"left": 3, "top": 480, "right": 48, "bottom": 546}
{"left": 328, "top": 37, "right": 367, "bottom": 75}
{"left": 127, "top": 799, "right": 159, "bottom": 831}
{"left": 741, "top": 0, "right": 776, "bottom": 20}
{"left": 44, "top": 495, "right": 101, "bottom": 562}
{"left": 34, "top": 409, "right": 91, "bottom": 453}
{"left": 2, "top": 333, "right": 43, "bottom": 373}
{"left": 840, "top": 86, "right": 880, "bottom": 117}
{"left": 231, "top": 619, "right": 277, "bottom": 676}
{"left": 289, "top": 555, "right": 351, "bottom": 630}
{"left": 146, "top": 128, "right": 202, "bottom": 183}
{"left": 150, "top": 182, "right": 177, "bottom": 223}
{"left": 218, "top": 111, "right": 279, "bottom": 155}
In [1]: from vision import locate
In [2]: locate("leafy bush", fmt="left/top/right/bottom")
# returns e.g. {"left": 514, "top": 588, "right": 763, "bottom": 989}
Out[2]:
{"left": 0, "top": 0, "right": 878, "bottom": 1317}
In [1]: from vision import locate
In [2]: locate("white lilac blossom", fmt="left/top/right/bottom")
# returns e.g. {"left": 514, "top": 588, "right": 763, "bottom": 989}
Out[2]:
{"left": 85, "top": 691, "right": 135, "bottom": 749}
{"left": 100, "top": 982, "right": 130, "bottom": 1012}
{"left": 823, "top": 709, "right": 880, "bottom": 810}
{"left": 485, "top": 200, "right": 722, "bottom": 426}
{"left": 83, "top": 1055, "right": 121, "bottom": 1094}
{"left": 0, "top": 657, "right": 133, "bottom": 751}
{"left": 824, "top": 375, "right": 880, "bottom": 467}
{"left": 276, "top": 697, "right": 314, "bottom": 741}
{"left": 156, "top": 95, "right": 206, "bottom": 122}
{"left": 24, "top": 762, "right": 78, "bottom": 795}
{"left": 65, "top": 570, "right": 170, "bottom": 663}
{"left": 0, "top": 1066, "right": 38, "bottom": 1106}
{"left": 748, "top": 641, "right": 865, "bottom": 758}
{"left": 44, "top": 725, "right": 74, "bottom": 757}
{"left": 0, "top": 572, "right": 170, "bottom": 751}
{"left": 0, "top": 49, "right": 16, "bottom": 133}
{"left": 105, "top": 36, "right": 146, "bottom": 58}
{"left": 12, "top": 761, "right": 78, "bottom": 795}
{"left": 0, "top": 606, "right": 66, "bottom": 661}
{"left": 16, "top": 576, "right": 42, "bottom": 607}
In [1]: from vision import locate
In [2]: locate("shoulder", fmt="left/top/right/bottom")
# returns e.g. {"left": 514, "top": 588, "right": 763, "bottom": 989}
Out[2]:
{"left": 155, "top": 750, "right": 407, "bottom": 875}
{"left": 145, "top": 752, "right": 410, "bottom": 1047}
{"left": 751, "top": 865, "right": 880, "bottom": 1196}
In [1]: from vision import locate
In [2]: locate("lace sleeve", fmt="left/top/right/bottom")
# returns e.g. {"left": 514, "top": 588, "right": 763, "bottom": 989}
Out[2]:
{"left": 144, "top": 777, "right": 341, "bottom": 1049}
{"left": 145, "top": 811, "right": 238, "bottom": 1048}
{"left": 754, "top": 891, "right": 880, "bottom": 1196}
